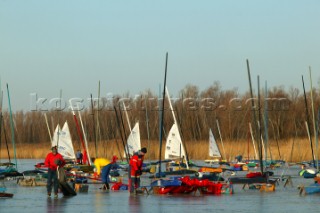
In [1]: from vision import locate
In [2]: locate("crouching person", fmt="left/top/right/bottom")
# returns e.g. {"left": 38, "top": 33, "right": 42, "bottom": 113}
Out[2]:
{"left": 101, "top": 156, "right": 119, "bottom": 190}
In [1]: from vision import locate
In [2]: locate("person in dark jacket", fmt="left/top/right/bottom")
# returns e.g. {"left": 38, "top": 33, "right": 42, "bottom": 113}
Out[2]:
{"left": 44, "top": 146, "right": 66, "bottom": 198}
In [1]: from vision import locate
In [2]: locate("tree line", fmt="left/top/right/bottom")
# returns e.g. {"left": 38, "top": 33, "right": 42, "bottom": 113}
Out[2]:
{"left": 0, "top": 82, "right": 319, "bottom": 151}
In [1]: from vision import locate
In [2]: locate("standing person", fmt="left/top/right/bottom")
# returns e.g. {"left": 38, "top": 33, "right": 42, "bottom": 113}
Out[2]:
{"left": 45, "top": 146, "right": 66, "bottom": 198}
{"left": 101, "top": 155, "right": 119, "bottom": 190}
{"left": 76, "top": 150, "right": 83, "bottom": 164}
{"left": 129, "top": 147, "right": 147, "bottom": 193}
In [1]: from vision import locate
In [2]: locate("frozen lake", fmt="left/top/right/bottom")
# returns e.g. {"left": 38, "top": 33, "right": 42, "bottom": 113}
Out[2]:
{"left": 0, "top": 159, "right": 319, "bottom": 213}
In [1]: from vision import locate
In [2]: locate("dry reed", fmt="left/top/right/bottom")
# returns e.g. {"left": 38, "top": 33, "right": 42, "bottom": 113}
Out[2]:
{"left": 0, "top": 138, "right": 318, "bottom": 162}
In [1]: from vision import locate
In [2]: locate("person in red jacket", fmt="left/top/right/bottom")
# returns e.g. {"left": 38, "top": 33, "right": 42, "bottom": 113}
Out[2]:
{"left": 44, "top": 146, "right": 66, "bottom": 198}
{"left": 129, "top": 147, "right": 147, "bottom": 193}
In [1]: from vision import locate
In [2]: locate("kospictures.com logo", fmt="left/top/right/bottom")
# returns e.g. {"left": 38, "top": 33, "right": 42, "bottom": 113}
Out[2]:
{"left": 29, "top": 93, "right": 290, "bottom": 112}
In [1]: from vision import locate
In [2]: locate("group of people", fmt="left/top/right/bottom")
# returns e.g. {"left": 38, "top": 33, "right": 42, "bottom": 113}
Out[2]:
{"left": 93, "top": 147, "right": 148, "bottom": 192}
{"left": 44, "top": 146, "right": 148, "bottom": 197}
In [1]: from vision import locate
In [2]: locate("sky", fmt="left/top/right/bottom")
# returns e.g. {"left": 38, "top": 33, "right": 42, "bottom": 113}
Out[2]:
{"left": 1, "top": 0, "right": 320, "bottom": 112}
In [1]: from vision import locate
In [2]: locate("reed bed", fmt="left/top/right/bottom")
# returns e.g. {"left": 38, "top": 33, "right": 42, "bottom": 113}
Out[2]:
{"left": 0, "top": 138, "right": 318, "bottom": 162}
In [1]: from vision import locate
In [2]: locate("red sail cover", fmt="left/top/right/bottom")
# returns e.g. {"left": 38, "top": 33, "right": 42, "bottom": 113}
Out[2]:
{"left": 246, "top": 172, "right": 262, "bottom": 178}
{"left": 154, "top": 176, "right": 232, "bottom": 195}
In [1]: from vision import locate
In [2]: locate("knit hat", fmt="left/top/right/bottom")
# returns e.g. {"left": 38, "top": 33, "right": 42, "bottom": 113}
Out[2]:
{"left": 112, "top": 155, "right": 118, "bottom": 163}
{"left": 140, "top": 147, "right": 147, "bottom": 154}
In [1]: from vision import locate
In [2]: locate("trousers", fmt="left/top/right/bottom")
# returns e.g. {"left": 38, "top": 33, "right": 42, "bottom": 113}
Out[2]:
{"left": 47, "top": 169, "right": 59, "bottom": 194}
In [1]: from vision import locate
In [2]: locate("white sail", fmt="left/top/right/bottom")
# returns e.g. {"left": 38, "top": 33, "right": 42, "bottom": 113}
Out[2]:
{"left": 164, "top": 123, "right": 186, "bottom": 160}
{"left": 51, "top": 121, "right": 76, "bottom": 160}
{"left": 124, "top": 122, "right": 141, "bottom": 157}
{"left": 209, "top": 128, "right": 221, "bottom": 158}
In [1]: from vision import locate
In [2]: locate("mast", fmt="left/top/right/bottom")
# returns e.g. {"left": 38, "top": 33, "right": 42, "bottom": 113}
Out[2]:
{"left": 69, "top": 103, "right": 91, "bottom": 165}
{"left": 122, "top": 100, "right": 136, "bottom": 157}
{"left": 249, "top": 122, "right": 258, "bottom": 160}
{"left": 96, "top": 81, "right": 101, "bottom": 156}
{"left": 145, "top": 95, "right": 150, "bottom": 160}
{"left": 158, "top": 52, "right": 168, "bottom": 176}
{"left": 56, "top": 90, "right": 62, "bottom": 151}
{"left": 305, "top": 121, "right": 313, "bottom": 159}
{"left": 44, "top": 113, "right": 52, "bottom": 143}
{"left": 90, "top": 94, "right": 98, "bottom": 158}
{"left": 77, "top": 108, "right": 92, "bottom": 165}
{"left": 309, "top": 67, "right": 318, "bottom": 171}
{"left": 123, "top": 101, "right": 132, "bottom": 132}
{"left": 6, "top": 84, "right": 17, "bottom": 169}
{"left": 165, "top": 87, "right": 177, "bottom": 124}
{"left": 258, "top": 121, "right": 267, "bottom": 161}
{"left": 2, "top": 116, "right": 11, "bottom": 163}
{"left": 246, "top": 60, "right": 263, "bottom": 174}
{"left": 257, "top": 76, "right": 264, "bottom": 175}
{"left": 302, "top": 75, "right": 316, "bottom": 167}
{"left": 165, "top": 86, "right": 189, "bottom": 168}
{"left": 216, "top": 119, "right": 226, "bottom": 161}
{"left": 114, "top": 105, "right": 129, "bottom": 163}
{"left": 264, "top": 81, "right": 269, "bottom": 164}
{"left": 118, "top": 103, "right": 129, "bottom": 152}
{"left": 0, "top": 85, "right": 10, "bottom": 163}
